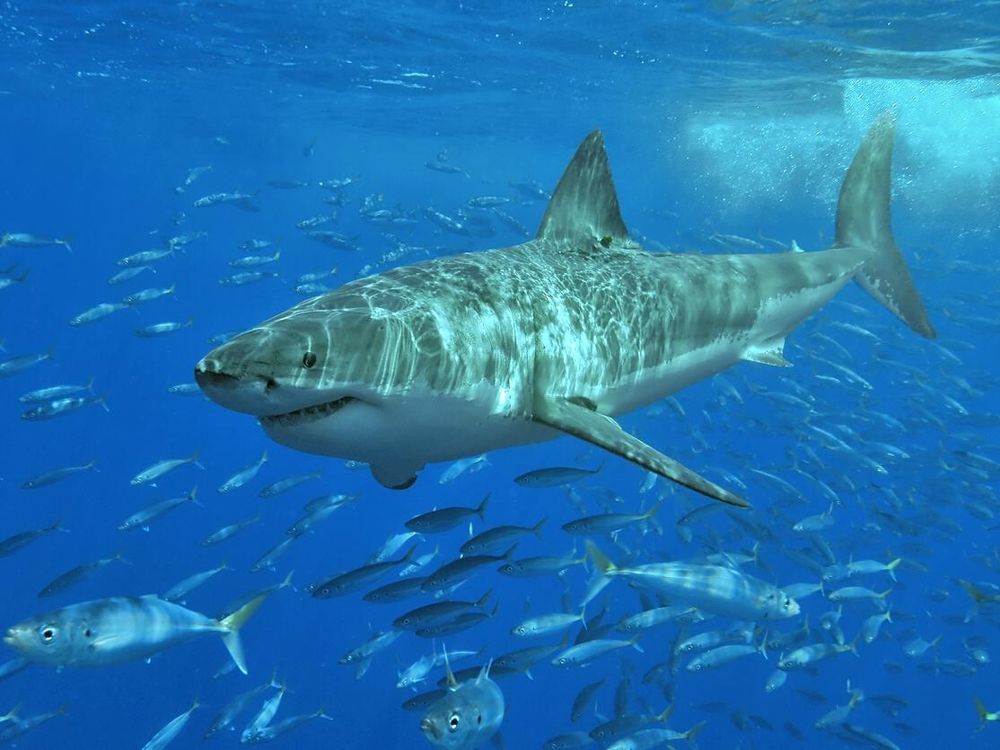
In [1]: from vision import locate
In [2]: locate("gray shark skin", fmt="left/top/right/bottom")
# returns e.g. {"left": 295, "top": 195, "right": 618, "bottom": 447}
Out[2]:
{"left": 195, "top": 114, "right": 933, "bottom": 507}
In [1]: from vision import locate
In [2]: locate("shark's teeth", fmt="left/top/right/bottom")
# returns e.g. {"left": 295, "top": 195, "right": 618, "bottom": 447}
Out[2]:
{"left": 261, "top": 396, "right": 355, "bottom": 426}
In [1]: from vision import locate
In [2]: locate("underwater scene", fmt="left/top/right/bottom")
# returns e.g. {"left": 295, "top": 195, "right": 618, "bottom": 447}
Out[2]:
{"left": 1, "top": 2, "right": 999, "bottom": 748}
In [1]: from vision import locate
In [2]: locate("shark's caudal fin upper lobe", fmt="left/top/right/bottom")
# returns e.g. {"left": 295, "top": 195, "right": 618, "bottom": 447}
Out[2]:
{"left": 836, "top": 113, "right": 936, "bottom": 339}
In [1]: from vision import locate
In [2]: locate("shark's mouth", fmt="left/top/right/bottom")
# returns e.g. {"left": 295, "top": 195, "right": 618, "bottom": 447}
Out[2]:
{"left": 259, "top": 396, "right": 356, "bottom": 426}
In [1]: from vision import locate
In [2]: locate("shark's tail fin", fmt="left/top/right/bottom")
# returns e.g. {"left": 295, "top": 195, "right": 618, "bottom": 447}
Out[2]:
{"left": 836, "top": 112, "right": 935, "bottom": 339}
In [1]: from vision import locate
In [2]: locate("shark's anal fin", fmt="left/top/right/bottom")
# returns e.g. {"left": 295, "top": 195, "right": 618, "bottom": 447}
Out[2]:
{"left": 743, "top": 341, "right": 792, "bottom": 368}
{"left": 531, "top": 396, "right": 749, "bottom": 508}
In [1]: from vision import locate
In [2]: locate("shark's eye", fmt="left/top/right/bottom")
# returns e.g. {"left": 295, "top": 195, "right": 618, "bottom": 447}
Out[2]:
{"left": 302, "top": 351, "right": 318, "bottom": 368}
{"left": 448, "top": 715, "right": 460, "bottom": 731}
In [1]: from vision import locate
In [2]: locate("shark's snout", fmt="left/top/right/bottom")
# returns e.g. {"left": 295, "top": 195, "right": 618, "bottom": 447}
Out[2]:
{"left": 195, "top": 357, "right": 276, "bottom": 415}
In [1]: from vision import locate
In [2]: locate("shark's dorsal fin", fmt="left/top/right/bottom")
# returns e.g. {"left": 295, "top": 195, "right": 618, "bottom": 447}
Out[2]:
{"left": 536, "top": 131, "right": 629, "bottom": 244}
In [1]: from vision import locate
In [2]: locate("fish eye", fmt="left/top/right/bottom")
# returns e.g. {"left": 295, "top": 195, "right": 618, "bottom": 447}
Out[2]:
{"left": 448, "top": 715, "right": 460, "bottom": 731}
{"left": 40, "top": 626, "right": 56, "bottom": 642}
{"left": 302, "top": 351, "right": 318, "bottom": 368}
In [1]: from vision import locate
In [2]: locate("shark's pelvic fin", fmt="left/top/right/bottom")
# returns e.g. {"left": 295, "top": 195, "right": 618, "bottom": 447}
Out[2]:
{"left": 536, "top": 130, "right": 629, "bottom": 244}
{"left": 531, "top": 395, "right": 749, "bottom": 508}
{"left": 835, "top": 112, "right": 936, "bottom": 339}
{"left": 370, "top": 464, "right": 418, "bottom": 490}
{"left": 743, "top": 340, "right": 792, "bottom": 367}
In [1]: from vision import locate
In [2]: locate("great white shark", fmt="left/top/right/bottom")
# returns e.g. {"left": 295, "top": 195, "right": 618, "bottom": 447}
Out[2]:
{"left": 195, "top": 114, "right": 934, "bottom": 508}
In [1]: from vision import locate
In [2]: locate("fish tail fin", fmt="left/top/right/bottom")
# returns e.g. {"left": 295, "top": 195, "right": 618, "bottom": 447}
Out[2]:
{"left": 475, "top": 588, "right": 493, "bottom": 609}
{"left": 643, "top": 501, "right": 663, "bottom": 520}
{"left": 848, "top": 635, "right": 861, "bottom": 657}
{"left": 836, "top": 112, "right": 935, "bottom": 338}
{"left": 685, "top": 720, "right": 707, "bottom": 748}
{"left": 975, "top": 696, "right": 991, "bottom": 723}
{"left": 442, "top": 645, "right": 457, "bottom": 688}
{"left": 218, "top": 592, "right": 268, "bottom": 675}
{"left": 476, "top": 493, "right": 491, "bottom": 520}
{"left": 188, "top": 486, "right": 202, "bottom": 507}
{"left": 628, "top": 633, "right": 644, "bottom": 654}
{"left": 655, "top": 703, "right": 675, "bottom": 723}
{"left": 886, "top": 557, "right": 902, "bottom": 582}
{"left": 191, "top": 449, "right": 205, "bottom": 470}
{"left": 531, "top": 517, "right": 547, "bottom": 537}
{"left": 0, "top": 703, "right": 21, "bottom": 722}
{"left": 584, "top": 541, "right": 617, "bottom": 575}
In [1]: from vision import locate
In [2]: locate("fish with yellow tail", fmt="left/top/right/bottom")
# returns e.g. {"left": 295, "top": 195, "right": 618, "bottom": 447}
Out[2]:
{"left": 4, "top": 586, "right": 275, "bottom": 674}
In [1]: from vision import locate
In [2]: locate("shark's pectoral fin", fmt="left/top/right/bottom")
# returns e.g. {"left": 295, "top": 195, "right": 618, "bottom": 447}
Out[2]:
{"left": 743, "top": 340, "right": 792, "bottom": 368}
{"left": 531, "top": 396, "right": 749, "bottom": 508}
{"left": 370, "top": 464, "right": 419, "bottom": 490}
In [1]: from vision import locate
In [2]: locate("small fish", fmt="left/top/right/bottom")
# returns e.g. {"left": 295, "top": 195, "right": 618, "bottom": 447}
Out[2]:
{"left": 19, "top": 378, "right": 95, "bottom": 403}
{"left": 562, "top": 503, "right": 660, "bottom": 536}
{"left": 308, "top": 548, "right": 415, "bottom": 598}
{"left": 512, "top": 612, "right": 584, "bottom": 638}
{"left": 438, "top": 454, "right": 489, "bottom": 484}
{"left": 0, "top": 232, "right": 72, "bottom": 252}
{"left": 130, "top": 450, "right": 203, "bottom": 486}
{"left": 118, "top": 248, "right": 173, "bottom": 267}
{"left": 571, "top": 678, "right": 605, "bottom": 722}
{"left": 218, "top": 270, "right": 280, "bottom": 286}
{"left": 163, "top": 562, "right": 231, "bottom": 602}
{"left": 201, "top": 516, "right": 260, "bottom": 547}
{"left": 203, "top": 673, "right": 280, "bottom": 739}
{"left": 514, "top": 464, "right": 602, "bottom": 488}
{"left": 552, "top": 636, "right": 643, "bottom": 667}
{"left": 339, "top": 629, "right": 403, "bottom": 666}
{"left": 231, "top": 250, "right": 281, "bottom": 267}
{"left": 0, "top": 520, "right": 63, "bottom": 558}
{"left": 497, "top": 551, "right": 585, "bottom": 578}
{"left": 107, "top": 265, "right": 153, "bottom": 284}
{"left": 69, "top": 301, "right": 132, "bottom": 326}
{"left": 245, "top": 709, "right": 332, "bottom": 742}
{"left": 405, "top": 494, "right": 490, "bottom": 533}
{"left": 217, "top": 450, "right": 268, "bottom": 493}
{"left": 166, "top": 383, "right": 201, "bottom": 396}
{"left": 249, "top": 536, "right": 300, "bottom": 573}
{"left": 0, "top": 347, "right": 54, "bottom": 377}
{"left": 141, "top": 699, "right": 199, "bottom": 750}
{"left": 21, "top": 394, "right": 107, "bottom": 421}
{"left": 122, "top": 284, "right": 176, "bottom": 306}
{"left": 4, "top": 590, "right": 270, "bottom": 674}
{"left": 460, "top": 518, "right": 546, "bottom": 556}
{"left": 779, "top": 641, "right": 857, "bottom": 670}
{"left": 135, "top": 319, "right": 194, "bottom": 337}
{"left": 304, "top": 230, "right": 359, "bottom": 251}
{"left": 421, "top": 546, "right": 517, "bottom": 593}
{"left": 393, "top": 591, "right": 493, "bottom": 631}
{"left": 420, "top": 659, "right": 504, "bottom": 750}
{"left": 174, "top": 165, "right": 212, "bottom": 194}
{"left": 21, "top": 460, "right": 98, "bottom": 489}
{"left": 193, "top": 191, "right": 257, "bottom": 211}
{"left": 258, "top": 471, "right": 321, "bottom": 498}
{"left": 37, "top": 553, "right": 126, "bottom": 598}
{"left": 241, "top": 682, "right": 288, "bottom": 742}
{"left": 118, "top": 487, "right": 199, "bottom": 531}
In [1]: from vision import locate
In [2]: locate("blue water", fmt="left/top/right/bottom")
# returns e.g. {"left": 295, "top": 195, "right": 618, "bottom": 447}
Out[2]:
{"left": 1, "top": 2, "right": 999, "bottom": 748}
